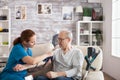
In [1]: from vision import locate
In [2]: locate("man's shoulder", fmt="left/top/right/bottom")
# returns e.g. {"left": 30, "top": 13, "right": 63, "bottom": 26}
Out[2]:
{"left": 72, "top": 47, "right": 83, "bottom": 56}
{"left": 53, "top": 48, "right": 61, "bottom": 54}
{"left": 72, "top": 46, "right": 81, "bottom": 52}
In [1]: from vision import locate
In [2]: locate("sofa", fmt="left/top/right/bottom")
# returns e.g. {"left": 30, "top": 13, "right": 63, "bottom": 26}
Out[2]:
{"left": 26, "top": 43, "right": 104, "bottom": 80}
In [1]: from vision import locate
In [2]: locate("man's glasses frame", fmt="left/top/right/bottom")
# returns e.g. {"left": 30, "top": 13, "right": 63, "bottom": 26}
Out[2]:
{"left": 57, "top": 38, "right": 68, "bottom": 42}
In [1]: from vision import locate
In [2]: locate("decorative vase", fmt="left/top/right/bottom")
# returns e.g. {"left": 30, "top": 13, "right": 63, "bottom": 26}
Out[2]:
{"left": 83, "top": 16, "right": 92, "bottom": 21}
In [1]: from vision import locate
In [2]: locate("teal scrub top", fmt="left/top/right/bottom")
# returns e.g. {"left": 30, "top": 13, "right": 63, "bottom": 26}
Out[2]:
{"left": 0, "top": 43, "right": 32, "bottom": 79}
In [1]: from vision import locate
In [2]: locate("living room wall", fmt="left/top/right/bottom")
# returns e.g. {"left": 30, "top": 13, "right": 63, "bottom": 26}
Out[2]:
{"left": 102, "top": 0, "right": 120, "bottom": 79}
{"left": 0, "top": 0, "right": 101, "bottom": 44}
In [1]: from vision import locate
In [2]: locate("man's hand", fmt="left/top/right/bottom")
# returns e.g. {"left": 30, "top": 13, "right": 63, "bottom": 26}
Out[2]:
{"left": 13, "top": 64, "right": 24, "bottom": 71}
{"left": 46, "top": 71, "right": 58, "bottom": 79}
{"left": 46, "top": 71, "right": 66, "bottom": 79}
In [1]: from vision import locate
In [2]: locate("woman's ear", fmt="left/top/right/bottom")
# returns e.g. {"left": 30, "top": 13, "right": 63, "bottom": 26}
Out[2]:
{"left": 23, "top": 41, "right": 30, "bottom": 47}
{"left": 22, "top": 41, "right": 26, "bottom": 44}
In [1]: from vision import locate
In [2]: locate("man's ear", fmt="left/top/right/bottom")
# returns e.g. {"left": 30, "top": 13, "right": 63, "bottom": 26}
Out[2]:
{"left": 68, "top": 38, "right": 71, "bottom": 42}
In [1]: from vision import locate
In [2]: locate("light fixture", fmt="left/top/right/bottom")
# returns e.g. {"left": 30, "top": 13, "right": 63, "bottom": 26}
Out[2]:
{"left": 75, "top": 6, "right": 83, "bottom": 20}
{"left": 75, "top": 6, "right": 83, "bottom": 13}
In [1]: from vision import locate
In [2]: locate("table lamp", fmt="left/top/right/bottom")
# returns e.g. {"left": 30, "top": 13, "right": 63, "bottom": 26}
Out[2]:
{"left": 75, "top": 6, "right": 83, "bottom": 20}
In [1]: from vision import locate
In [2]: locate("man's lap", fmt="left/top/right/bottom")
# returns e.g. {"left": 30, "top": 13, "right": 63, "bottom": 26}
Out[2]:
{"left": 35, "top": 76, "right": 74, "bottom": 80}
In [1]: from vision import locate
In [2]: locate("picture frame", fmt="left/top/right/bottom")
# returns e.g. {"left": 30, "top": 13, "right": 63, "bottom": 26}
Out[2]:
{"left": 15, "top": 5, "right": 27, "bottom": 20}
{"left": 92, "top": 7, "right": 103, "bottom": 21}
{"left": 37, "top": 3, "right": 52, "bottom": 15}
{"left": 62, "top": 6, "right": 74, "bottom": 20}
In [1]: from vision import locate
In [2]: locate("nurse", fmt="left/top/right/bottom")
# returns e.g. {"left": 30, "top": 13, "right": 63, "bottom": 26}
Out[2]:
{"left": 0, "top": 29, "right": 51, "bottom": 80}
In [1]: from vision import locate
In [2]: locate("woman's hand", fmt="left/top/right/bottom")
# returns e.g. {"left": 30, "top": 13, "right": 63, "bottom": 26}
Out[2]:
{"left": 13, "top": 64, "right": 24, "bottom": 71}
{"left": 47, "top": 52, "right": 53, "bottom": 57}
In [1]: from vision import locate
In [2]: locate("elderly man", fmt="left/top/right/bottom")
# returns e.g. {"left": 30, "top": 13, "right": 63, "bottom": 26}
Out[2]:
{"left": 36, "top": 30, "right": 84, "bottom": 80}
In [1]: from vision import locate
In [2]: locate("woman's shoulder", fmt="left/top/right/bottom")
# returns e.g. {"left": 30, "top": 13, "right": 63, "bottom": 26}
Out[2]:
{"left": 13, "top": 43, "right": 23, "bottom": 49}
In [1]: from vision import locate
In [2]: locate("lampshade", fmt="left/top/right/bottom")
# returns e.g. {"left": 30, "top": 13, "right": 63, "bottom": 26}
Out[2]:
{"left": 75, "top": 6, "right": 83, "bottom": 13}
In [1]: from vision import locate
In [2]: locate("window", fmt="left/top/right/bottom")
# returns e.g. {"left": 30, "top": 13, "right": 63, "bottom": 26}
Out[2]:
{"left": 112, "top": 0, "right": 120, "bottom": 57}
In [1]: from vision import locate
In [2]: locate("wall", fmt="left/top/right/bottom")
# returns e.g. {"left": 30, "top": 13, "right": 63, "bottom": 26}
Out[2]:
{"left": 0, "top": 0, "right": 100, "bottom": 44}
{"left": 102, "top": 0, "right": 120, "bottom": 79}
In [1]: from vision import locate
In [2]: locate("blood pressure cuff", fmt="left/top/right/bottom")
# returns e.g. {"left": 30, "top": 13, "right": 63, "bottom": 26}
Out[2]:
{"left": 43, "top": 56, "right": 53, "bottom": 63}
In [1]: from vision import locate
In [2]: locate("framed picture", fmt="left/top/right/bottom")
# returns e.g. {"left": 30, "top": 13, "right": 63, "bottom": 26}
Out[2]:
{"left": 62, "top": 6, "right": 74, "bottom": 20}
{"left": 15, "top": 5, "right": 27, "bottom": 20}
{"left": 92, "top": 7, "right": 103, "bottom": 21}
{"left": 37, "top": 3, "right": 52, "bottom": 15}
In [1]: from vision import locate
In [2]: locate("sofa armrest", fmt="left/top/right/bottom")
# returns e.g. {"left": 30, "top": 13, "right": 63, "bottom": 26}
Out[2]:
{"left": 75, "top": 46, "right": 103, "bottom": 71}
{"left": 86, "top": 71, "right": 104, "bottom": 80}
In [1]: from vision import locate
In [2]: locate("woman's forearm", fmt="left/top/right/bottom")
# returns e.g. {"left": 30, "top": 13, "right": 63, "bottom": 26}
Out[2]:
{"left": 34, "top": 53, "right": 51, "bottom": 63}
{"left": 22, "top": 52, "right": 52, "bottom": 65}
{"left": 22, "top": 61, "right": 45, "bottom": 70}
{"left": 13, "top": 61, "right": 45, "bottom": 71}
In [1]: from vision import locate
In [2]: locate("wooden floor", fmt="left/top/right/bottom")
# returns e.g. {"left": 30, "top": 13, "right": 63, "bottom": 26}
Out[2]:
{"left": 104, "top": 72, "right": 116, "bottom": 80}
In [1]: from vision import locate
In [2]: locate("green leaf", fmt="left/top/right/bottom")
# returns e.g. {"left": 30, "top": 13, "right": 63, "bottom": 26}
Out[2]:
{"left": 83, "top": 7, "right": 92, "bottom": 17}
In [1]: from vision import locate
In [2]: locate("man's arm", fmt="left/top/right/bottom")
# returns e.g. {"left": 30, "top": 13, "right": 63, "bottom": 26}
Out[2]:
{"left": 65, "top": 50, "right": 84, "bottom": 77}
{"left": 46, "top": 51, "right": 84, "bottom": 78}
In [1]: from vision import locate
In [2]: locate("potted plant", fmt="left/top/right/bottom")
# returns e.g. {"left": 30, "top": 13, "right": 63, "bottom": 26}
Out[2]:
{"left": 83, "top": 7, "right": 92, "bottom": 21}
{"left": 95, "top": 29, "right": 103, "bottom": 45}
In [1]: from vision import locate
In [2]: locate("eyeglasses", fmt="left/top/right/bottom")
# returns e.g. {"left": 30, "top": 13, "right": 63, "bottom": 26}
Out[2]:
{"left": 58, "top": 38, "right": 67, "bottom": 42}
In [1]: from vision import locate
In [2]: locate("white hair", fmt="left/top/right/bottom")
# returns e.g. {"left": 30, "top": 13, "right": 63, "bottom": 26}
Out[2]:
{"left": 66, "top": 31, "right": 73, "bottom": 40}
{"left": 60, "top": 30, "right": 73, "bottom": 39}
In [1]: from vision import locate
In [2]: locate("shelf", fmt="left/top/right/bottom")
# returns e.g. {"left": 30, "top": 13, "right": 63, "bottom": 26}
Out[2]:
{"left": 77, "top": 45, "right": 102, "bottom": 47}
{"left": 0, "top": 32, "right": 9, "bottom": 34}
{"left": 77, "top": 21, "right": 103, "bottom": 23}
{"left": 0, "top": 45, "right": 9, "bottom": 47}
{"left": 88, "top": 0, "right": 101, "bottom": 3}
{"left": 0, "top": 56, "right": 8, "bottom": 64}
{"left": 0, "top": 20, "right": 9, "bottom": 22}
{"left": 0, "top": 53, "right": 9, "bottom": 58}
{"left": 76, "top": 21, "right": 103, "bottom": 46}
{"left": 80, "top": 34, "right": 90, "bottom": 35}
{"left": 0, "top": 9, "right": 11, "bottom": 61}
